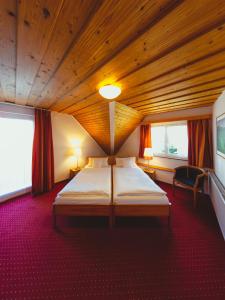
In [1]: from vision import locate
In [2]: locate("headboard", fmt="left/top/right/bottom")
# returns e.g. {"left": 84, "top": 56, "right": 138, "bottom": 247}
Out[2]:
{"left": 84, "top": 156, "right": 137, "bottom": 166}
{"left": 108, "top": 156, "right": 116, "bottom": 165}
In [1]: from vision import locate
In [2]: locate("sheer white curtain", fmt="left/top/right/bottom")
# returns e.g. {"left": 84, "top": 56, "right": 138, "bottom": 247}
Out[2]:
{"left": 151, "top": 121, "right": 188, "bottom": 159}
{"left": 0, "top": 104, "right": 34, "bottom": 202}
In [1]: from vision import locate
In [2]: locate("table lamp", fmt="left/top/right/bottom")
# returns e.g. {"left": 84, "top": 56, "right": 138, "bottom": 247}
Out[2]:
{"left": 144, "top": 147, "right": 153, "bottom": 169}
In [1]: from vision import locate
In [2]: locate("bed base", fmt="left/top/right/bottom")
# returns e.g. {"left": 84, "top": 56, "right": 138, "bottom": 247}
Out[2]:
{"left": 112, "top": 204, "right": 171, "bottom": 227}
{"left": 53, "top": 204, "right": 113, "bottom": 230}
{"left": 53, "top": 204, "right": 171, "bottom": 230}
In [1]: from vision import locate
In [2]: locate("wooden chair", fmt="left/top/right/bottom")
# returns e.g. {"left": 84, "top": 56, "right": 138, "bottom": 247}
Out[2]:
{"left": 173, "top": 166, "right": 205, "bottom": 208}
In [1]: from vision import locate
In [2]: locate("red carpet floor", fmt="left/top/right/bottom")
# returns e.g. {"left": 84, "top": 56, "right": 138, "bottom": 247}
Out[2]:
{"left": 0, "top": 181, "right": 225, "bottom": 300}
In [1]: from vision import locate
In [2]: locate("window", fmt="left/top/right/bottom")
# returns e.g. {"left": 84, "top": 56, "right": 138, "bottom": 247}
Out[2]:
{"left": 151, "top": 121, "right": 188, "bottom": 159}
{"left": 0, "top": 116, "right": 34, "bottom": 199}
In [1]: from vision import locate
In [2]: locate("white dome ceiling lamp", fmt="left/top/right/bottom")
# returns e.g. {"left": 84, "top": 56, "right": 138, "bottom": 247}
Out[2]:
{"left": 99, "top": 84, "right": 121, "bottom": 99}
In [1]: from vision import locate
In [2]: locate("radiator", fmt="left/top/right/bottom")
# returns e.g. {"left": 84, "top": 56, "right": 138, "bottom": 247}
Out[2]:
{"left": 209, "top": 172, "right": 225, "bottom": 240}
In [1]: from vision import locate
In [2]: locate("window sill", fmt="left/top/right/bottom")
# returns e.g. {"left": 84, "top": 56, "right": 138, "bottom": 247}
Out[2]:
{"left": 153, "top": 154, "right": 188, "bottom": 161}
{"left": 0, "top": 187, "right": 31, "bottom": 203}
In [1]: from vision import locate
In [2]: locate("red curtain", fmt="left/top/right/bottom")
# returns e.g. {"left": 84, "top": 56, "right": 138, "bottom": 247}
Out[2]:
{"left": 188, "top": 119, "right": 213, "bottom": 168}
{"left": 139, "top": 124, "right": 152, "bottom": 158}
{"left": 32, "top": 109, "right": 54, "bottom": 195}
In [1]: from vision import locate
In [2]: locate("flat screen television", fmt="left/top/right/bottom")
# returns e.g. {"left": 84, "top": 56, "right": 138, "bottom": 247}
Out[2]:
{"left": 217, "top": 113, "right": 225, "bottom": 159}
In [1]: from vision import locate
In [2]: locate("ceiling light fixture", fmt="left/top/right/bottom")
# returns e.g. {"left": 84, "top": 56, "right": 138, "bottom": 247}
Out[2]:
{"left": 99, "top": 84, "right": 121, "bottom": 99}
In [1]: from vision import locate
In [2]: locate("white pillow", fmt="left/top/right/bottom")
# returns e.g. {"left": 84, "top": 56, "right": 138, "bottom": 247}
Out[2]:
{"left": 87, "top": 157, "right": 108, "bottom": 168}
{"left": 85, "top": 158, "right": 93, "bottom": 168}
{"left": 116, "top": 157, "right": 137, "bottom": 168}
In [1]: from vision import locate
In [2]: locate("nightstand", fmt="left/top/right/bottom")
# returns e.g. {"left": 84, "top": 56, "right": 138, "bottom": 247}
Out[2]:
{"left": 141, "top": 167, "right": 156, "bottom": 181}
{"left": 69, "top": 167, "right": 81, "bottom": 179}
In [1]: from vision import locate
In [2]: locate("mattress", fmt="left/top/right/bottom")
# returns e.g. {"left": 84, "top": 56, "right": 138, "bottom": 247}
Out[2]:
{"left": 113, "top": 194, "right": 170, "bottom": 205}
{"left": 54, "top": 195, "right": 111, "bottom": 205}
{"left": 113, "top": 166, "right": 170, "bottom": 206}
{"left": 54, "top": 167, "right": 111, "bottom": 206}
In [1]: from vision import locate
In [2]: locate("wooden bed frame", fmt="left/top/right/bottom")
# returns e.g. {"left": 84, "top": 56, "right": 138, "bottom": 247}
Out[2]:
{"left": 112, "top": 204, "right": 171, "bottom": 227}
{"left": 52, "top": 156, "right": 171, "bottom": 230}
{"left": 53, "top": 204, "right": 113, "bottom": 230}
{"left": 111, "top": 158, "right": 171, "bottom": 226}
{"left": 53, "top": 160, "right": 114, "bottom": 230}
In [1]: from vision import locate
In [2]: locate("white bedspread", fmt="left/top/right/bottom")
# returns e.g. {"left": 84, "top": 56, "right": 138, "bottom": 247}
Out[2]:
{"left": 114, "top": 167, "right": 166, "bottom": 196}
{"left": 58, "top": 167, "right": 111, "bottom": 197}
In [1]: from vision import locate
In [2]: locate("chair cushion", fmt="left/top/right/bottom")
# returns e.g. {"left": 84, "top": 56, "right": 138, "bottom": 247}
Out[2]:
{"left": 177, "top": 176, "right": 195, "bottom": 187}
{"left": 175, "top": 167, "right": 187, "bottom": 179}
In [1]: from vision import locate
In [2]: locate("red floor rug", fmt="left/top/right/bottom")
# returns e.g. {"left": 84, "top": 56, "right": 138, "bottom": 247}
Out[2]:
{"left": 0, "top": 181, "right": 224, "bottom": 300}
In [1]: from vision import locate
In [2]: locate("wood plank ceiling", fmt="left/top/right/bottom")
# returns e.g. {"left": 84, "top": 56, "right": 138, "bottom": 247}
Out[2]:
{"left": 74, "top": 101, "right": 143, "bottom": 154}
{"left": 75, "top": 101, "right": 111, "bottom": 154}
{"left": 114, "top": 102, "right": 143, "bottom": 153}
{"left": 1, "top": 0, "right": 225, "bottom": 152}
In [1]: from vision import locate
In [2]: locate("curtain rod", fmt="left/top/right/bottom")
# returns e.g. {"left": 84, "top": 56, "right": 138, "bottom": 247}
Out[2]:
{"left": 0, "top": 101, "right": 50, "bottom": 112}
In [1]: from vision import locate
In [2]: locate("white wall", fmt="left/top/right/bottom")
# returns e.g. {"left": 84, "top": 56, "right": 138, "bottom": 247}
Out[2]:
{"left": 209, "top": 173, "right": 225, "bottom": 239}
{"left": 211, "top": 93, "right": 225, "bottom": 239}
{"left": 51, "top": 112, "right": 105, "bottom": 182}
{"left": 117, "top": 106, "right": 213, "bottom": 183}
{"left": 213, "top": 92, "right": 225, "bottom": 187}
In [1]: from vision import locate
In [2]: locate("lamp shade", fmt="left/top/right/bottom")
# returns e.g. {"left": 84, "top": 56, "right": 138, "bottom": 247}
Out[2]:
{"left": 144, "top": 147, "right": 153, "bottom": 159}
{"left": 99, "top": 84, "right": 121, "bottom": 99}
{"left": 74, "top": 147, "right": 81, "bottom": 157}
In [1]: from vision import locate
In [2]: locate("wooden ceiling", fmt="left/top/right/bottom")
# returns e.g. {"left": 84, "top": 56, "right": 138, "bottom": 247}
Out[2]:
{"left": 1, "top": 0, "right": 225, "bottom": 151}
{"left": 75, "top": 101, "right": 143, "bottom": 154}
{"left": 114, "top": 102, "right": 143, "bottom": 153}
{"left": 75, "top": 101, "right": 111, "bottom": 154}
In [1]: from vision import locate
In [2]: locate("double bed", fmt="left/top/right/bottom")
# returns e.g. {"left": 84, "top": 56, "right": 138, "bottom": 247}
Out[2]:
{"left": 53, "top": 157, "right": 171, "bottom": 229}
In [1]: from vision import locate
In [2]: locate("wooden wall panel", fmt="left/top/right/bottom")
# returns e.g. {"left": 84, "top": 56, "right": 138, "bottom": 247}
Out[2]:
{"left": 114, "top": 102, "right": 143, "bottom": 153}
